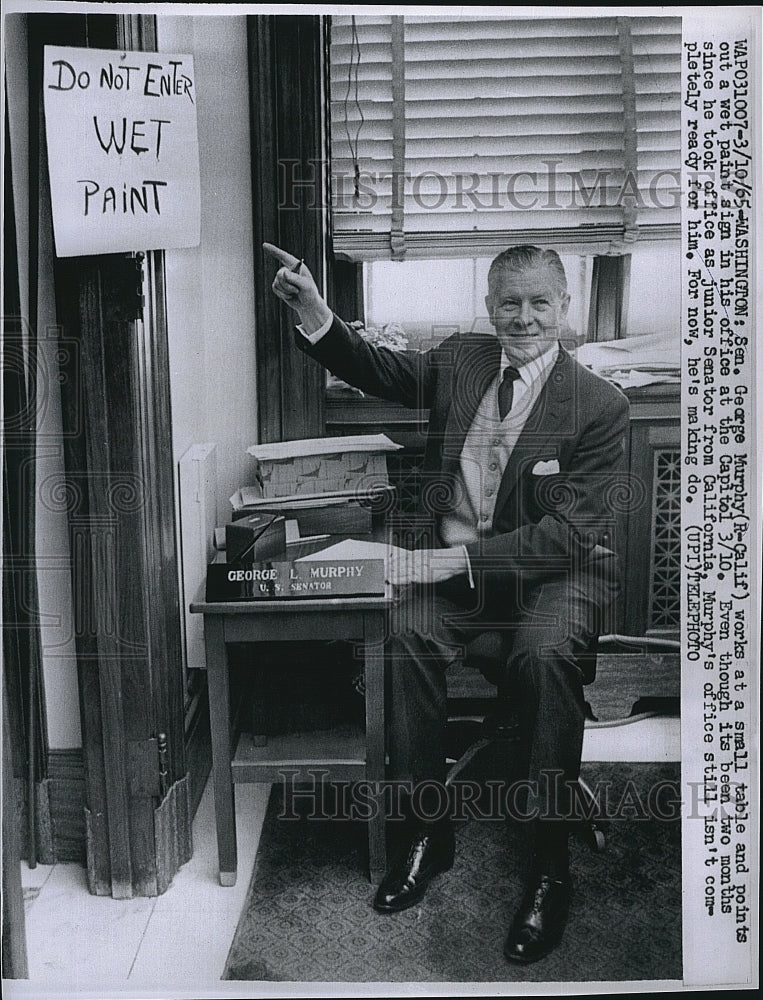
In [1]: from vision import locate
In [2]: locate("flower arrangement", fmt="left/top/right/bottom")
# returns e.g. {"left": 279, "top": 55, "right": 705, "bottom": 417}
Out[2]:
{"left": 348, "top": 320, "right": 408, "bottom": 351}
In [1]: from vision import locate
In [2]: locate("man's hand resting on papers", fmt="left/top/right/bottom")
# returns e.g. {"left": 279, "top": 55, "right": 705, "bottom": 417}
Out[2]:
{"left": 385, "top": 545, "right": 470, "bottom": 587}
{"left": 263, "top": 242, "right": 332, "bottom": 334}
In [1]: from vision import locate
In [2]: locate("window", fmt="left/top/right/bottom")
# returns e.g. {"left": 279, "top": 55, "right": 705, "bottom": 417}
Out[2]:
{"left": 627, "top": 243, "right": 682, "bottom": 338}
{"left": 361, "top": 254, "right": 593, "bottom": 352}
{"left": 334, "top": 242, "right": 681, "bottom": 356}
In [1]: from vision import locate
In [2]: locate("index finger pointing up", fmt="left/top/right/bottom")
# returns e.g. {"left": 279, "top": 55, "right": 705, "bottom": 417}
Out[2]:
{"left": 262, "top": 242, "right": 299, "bottom": 269}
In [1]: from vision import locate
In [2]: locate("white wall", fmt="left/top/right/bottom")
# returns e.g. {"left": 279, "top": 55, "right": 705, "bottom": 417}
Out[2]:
{"left": 158, "top": 15, "right": 258, "bottom": 516}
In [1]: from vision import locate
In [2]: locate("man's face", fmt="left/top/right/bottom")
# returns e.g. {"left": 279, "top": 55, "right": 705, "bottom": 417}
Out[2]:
{"left": 485, "top": 264, "right": 570, "bottom": 366}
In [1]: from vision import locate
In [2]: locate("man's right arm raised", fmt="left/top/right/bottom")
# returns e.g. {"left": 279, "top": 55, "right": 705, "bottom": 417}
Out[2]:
{"left": 264, "top": 242, "right": 435, "bottom": 410}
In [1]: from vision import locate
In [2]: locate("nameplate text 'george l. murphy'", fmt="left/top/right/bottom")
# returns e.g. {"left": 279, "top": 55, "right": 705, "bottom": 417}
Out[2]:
{"left": 206, "top": 559, "right": 386, "bottom": 601}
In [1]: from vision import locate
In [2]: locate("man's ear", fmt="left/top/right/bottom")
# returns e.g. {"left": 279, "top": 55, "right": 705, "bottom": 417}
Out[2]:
{"left": 559, "top": 292, "right": 571, "bottom": 319}
{"left": 484, "top": 293, "right": 494, "bottom": 326}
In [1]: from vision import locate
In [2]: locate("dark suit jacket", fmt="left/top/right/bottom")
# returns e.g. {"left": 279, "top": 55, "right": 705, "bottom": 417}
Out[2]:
{"left": 297, "top": 315, "right": 630, "bottom": 590}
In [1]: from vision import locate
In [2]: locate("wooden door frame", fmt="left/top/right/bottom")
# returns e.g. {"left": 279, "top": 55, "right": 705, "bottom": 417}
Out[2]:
{"left": 22, "top": 9, "right": 191, "bottom": 896}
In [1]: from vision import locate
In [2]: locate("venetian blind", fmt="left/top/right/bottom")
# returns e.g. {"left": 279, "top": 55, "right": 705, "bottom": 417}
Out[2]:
{"left": 330, "top": 15, "right": 681, "bottom": 260}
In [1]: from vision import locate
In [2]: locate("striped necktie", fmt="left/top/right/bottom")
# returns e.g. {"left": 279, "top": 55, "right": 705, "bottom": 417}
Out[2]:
{"left": 498, "top": 366, "right": 521, "bottom": 421}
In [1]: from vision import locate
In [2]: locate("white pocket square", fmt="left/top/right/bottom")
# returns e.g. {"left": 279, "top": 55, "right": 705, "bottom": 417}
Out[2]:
{"left": 531, "top": 459, "right": 560, "bottom": 476}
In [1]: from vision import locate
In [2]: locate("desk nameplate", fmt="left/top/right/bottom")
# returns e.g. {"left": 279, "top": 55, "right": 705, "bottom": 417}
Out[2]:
{"left": 205, "top": 557, "right": 386, "bottom": 602}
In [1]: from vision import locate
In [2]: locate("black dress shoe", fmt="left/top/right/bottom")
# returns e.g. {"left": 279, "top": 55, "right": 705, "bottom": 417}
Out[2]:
{"left": 503, "top": 873, "right": 571, "bottom": 964}
{"left": 373, "top": 823, "right": 455, "bottom": 913}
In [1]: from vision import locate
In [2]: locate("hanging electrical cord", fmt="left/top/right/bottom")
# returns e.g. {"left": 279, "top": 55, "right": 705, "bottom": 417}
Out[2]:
{"left": 341, "top": 15, "right": 364, "bottom": 201}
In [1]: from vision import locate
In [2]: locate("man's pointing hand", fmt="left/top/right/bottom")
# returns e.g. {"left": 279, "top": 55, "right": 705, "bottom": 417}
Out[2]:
{"left": 263, "top": 242, "right": 332, "bottom": 333}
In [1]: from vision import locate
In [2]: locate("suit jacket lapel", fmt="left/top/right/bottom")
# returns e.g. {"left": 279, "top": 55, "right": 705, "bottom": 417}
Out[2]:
{"left": 441, "top": 336, "right": 502, "bottom": 472}
{"left": 493, "top": 346, "right": 574, "bottom": 518}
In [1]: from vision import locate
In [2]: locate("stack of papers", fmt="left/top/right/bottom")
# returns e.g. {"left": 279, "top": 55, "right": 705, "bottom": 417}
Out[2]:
{"left": 230, "top": 484, "right": 394, "bottom": 512}
{"left": 576, "top": 332, "right": 680, "bottom": 389}
{"left": 295, "top": 538, "right": 390, "bottom": 562}
{"left": 246, "top": 434, "right": 403, "bottom": 461}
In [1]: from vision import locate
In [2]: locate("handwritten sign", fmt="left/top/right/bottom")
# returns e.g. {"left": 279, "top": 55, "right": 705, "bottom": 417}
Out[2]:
{"left": 43, "top": 46, "right": 200, "bottom": 258}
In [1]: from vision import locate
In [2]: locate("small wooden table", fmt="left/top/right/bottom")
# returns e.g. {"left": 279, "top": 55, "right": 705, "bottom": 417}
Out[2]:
{"left": 189, "top": 594, "right": 391, "bottom": 886}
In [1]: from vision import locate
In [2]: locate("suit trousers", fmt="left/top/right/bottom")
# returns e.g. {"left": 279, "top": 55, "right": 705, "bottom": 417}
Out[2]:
{"left": 385, "top": 568, "right": 615, "bottom": 830}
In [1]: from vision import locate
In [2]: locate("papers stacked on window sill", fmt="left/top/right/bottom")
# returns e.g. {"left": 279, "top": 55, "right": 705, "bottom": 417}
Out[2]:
{"left": 575, "top": 332, "right": 680, "bottom": 389}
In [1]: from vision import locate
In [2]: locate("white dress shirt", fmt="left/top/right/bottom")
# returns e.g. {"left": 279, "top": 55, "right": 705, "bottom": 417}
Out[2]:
{"left": 298, "top": 317, "right": 558, "bottom": 584}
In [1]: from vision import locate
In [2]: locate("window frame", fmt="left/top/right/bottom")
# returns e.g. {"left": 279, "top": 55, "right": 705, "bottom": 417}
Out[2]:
{"left": 249, "top": 14, "right": 329, "bottom": 443}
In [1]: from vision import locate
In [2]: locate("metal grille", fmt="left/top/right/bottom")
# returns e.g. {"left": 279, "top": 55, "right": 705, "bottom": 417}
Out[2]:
{"left": 386, "top": 450, "right": 425, "bottom": 517}
{"left": 648, "top": 449, "right": 681, "bottom": 630}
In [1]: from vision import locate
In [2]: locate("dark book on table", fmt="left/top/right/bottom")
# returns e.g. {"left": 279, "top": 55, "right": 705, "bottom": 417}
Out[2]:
{"left": 224, "top": 513, "right": 287, "bottom": 565}
{"left": 231, "top": 498, "right": 373, "bottom": 536}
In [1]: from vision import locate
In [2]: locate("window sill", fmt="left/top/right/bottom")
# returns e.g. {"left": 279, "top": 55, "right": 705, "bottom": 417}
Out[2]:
{"left": 325, "top": 391, "right": 428, "bottom": 446}
{"left": 326, "top": 380, "right": 678, "bottom": 434}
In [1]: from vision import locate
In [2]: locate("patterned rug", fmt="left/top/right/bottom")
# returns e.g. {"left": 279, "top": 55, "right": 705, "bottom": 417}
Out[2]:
{"left": 224, "top": 763, "right": 682, "bottom": 984}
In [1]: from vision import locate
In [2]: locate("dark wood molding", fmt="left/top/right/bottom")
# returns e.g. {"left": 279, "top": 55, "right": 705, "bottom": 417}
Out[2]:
{"left": 141, "top": 249, "right": 188, "bottom": 787}
{"left": 20, "top": 748, "right": 192, "bottom": 876}
{"left": 46, "top": 751, "right": 86, "bottom": 862}
{"left": 248, "top": 14, "right": 328, "bottom": 442}
{"left": 3, "top": 12, "right": 49, "bottom": 874}
{"left": 58, "top": 256, "right": 146, "bottom": 896}
{"left": 330, "top": 259, "right": 365, "bottom": 325}
{"left": 116, "top": 10, "right": 156, "bottom": 51}
{"left": 153, "top": 776, "right": 191, "bottom": 895}
{"left": 2, "top": 694, "right": 28, "bottom": 979}
{"left": 2, "top": 121, "right": 36, "bottom": 791}
{"left": 54, "top": 249, "right": 192, "bottom": 897}
{"left": 587, "top": 254, "right": 631, "bottom": 341}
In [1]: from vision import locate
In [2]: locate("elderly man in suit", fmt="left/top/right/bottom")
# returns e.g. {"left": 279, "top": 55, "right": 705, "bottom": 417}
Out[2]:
{"left": 266, "top": 242, "right": 629, "bottom": 963}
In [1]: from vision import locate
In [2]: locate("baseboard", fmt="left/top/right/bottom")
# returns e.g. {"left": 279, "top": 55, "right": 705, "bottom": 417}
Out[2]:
{"left": 46, "top": 749, "right": 87, "bottom": 863}
{"left": 184, "top": 683, "right": 212, "bottom": 820}
{"left": 16, "top": 751, "right": 86, "bottom": 866}
{"left": 21, "top": 746, "right": 199, "bottom": 894}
